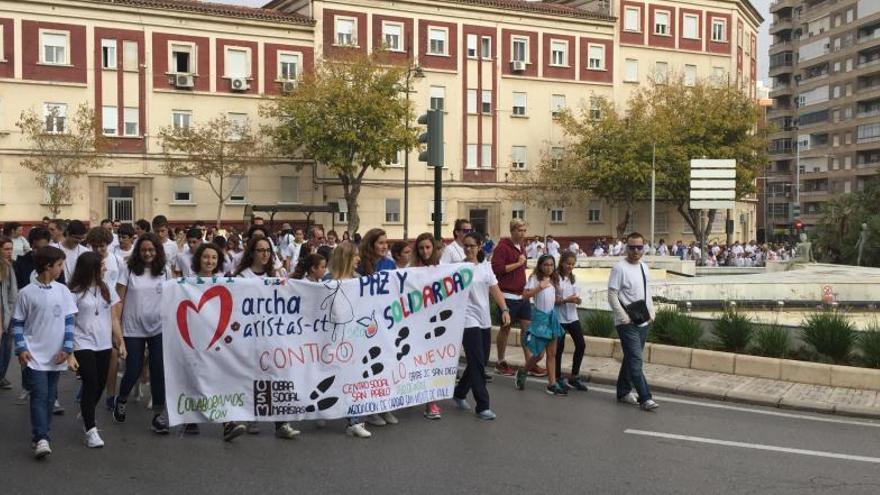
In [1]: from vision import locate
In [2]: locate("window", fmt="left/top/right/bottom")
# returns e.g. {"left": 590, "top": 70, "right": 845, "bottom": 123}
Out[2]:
{"left": 550, "top": 40, "right": 567, "bottom": 66}
{"left": 337, "top": 199, "right": 348, "bottom": 223}
{"left": 512, "top": 37, "right": 528, "bottom": 63}
{"left": 551, "top": 94, "right": 566, "bottom": 116}
{"left": 655, "top": 211, "right": 669, "bottom": 234}
{"left": 511, "top": 146, "right": 527, "bottom": 170}
{"left": 467, "top": 34, "right": 478, "bottom": 58}
{"left": 655, "top": 61, "right": 669, "bottom": 84}
{"left": 588, "top": 202, "right": 601, "bottom": 222}
{"left": 173, "top": 177, "right": 193, "bottom": 203}
{"left": 101, "top": 39, "right": 117, "bottom": 69}
{"left": 624, "top": 7, "right": 641, "bottom": 32}
{"left": 428, "top": 28, "right": 447, "bottom": 55}
{"left": 41, "top": 31, "right": 68, "bottom": 65}
{"left": 43, "top": 103, "right": 67, "bottom": 133}
{"left": 335, "top": 17, "right": 356, "bottom": 46}
{"left": 172, "top": 110, "right": 192, "bottom": 130}
{"left": 171, "top": 44, "right": 193, "bottom": 73}
{"left": 227, "top": 112, "right": 248, "bottom": 140}
{"left": 428, "top": 201, "right": 446, "bottom": 223}
{"left": 225, "top": 48, "right": 249, "bottom": 78}
{"left": 467, "top": 89, "right": 477, "bottom": 114}
{"left": 512, "top": 92, "right": 527, "bottom": 116}
{"left": 385, "top": 198, "right": 401, "bottom": 223}
{"left": 587, "top": 44, "right": 605, "bottom": 70}
{"left": 551, "top": 147, "right": 564, "bottom": 168}
{"left": 122, "top": 41, "right": 138, "bottom": 71}
{"left": 385, "top": 150, "right": 402, "bottom": 167}
{"left": 123, "top": 107, "right": 138, "bottom": 136}
{"left": 481, "top": 90, "right": 492, "bottom": 114}
{"left": 512, "top": 202, "right": 525, "bottom": 220}
{"left": 550, "top": 207, "right": 564, "bottom": 223}
{"left": 481, "top": 37, "right": 492, "bottom": 60}
{"left": 382, "top": 22, "right": 403, "bottom": 51}
{"left": 466, "top": 144, "right": 478, "bottom": 169}
{"left": 279, "top": 53, "right": 299, "bottom": 80}
{"left": 430, "top": 86, "right": 445, "bottom": 111}
{"left": 737, "top": 24, "right": 743, "bottom": 47}
{"left": 589, "top": 101, "right": 602, "bottom": 120}
{"left": 712, "top": 66, "right": 726, "bottom": 83}
{"left": 684, "top": 64, "right": 697, "bottom": 86}
{"left": 0, "top": 25, "right": 4, "bottom": 60}
{"left": 683, "top": 14, "right": 700, "bottom": 39}
{"left": 654, "top": 11, "right": 670, "bottom": 36}
{"left": 624, "top": 58, "right": 639, "bottom": 82}
{"left": 712, "top": 19, "right": 727, "bottom": 42}
{"left": 481, "top": 144, "right": 492, "bottom": 168}
{"left": 102, "top": 106, "right": 117, "bottom": 136}
{"left": 280, "top": 176, "right": 299, "bottom": 203}
{"left": 229, "top": 176, "right": 247, "bottom": 203}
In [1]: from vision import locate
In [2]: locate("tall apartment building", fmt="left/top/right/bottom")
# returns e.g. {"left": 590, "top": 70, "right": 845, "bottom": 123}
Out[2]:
{"left": 767, "top": 0, "right": 880, "bottom": 236}
{"left": 0, "top": 0, "right": 761, "bottom": 244}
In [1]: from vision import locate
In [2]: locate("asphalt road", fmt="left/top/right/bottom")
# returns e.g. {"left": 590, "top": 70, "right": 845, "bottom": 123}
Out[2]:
{"left": 2, "top": 370, "right": 880, "bottom": 495}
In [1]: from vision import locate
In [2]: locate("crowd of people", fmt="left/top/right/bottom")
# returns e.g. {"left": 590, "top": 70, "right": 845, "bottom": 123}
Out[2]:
{"left": 1, "top": 215, "right": 673, "bottom": 460}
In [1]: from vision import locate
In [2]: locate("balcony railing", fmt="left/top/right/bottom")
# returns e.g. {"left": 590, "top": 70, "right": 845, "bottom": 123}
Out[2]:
{"left": 859, "top": 31, "right": 880, "bottom": 44}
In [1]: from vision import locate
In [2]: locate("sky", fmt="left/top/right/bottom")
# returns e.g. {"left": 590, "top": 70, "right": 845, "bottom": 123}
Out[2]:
{"left": 214, "top": 0, "right": 772, "bottom": 83}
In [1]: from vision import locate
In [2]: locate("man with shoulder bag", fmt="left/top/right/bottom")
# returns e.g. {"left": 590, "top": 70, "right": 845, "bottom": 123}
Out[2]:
{"left": 607, "top": 232, "right": 659, "bottom": 411}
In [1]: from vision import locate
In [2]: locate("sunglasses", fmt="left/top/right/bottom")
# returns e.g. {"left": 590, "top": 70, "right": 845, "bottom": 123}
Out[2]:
{"left": 627, "top": 245, "right": 645, "bottom": 251}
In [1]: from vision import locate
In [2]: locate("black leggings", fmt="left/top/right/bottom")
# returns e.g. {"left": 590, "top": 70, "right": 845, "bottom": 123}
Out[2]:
{"left": 555, "top": 321, "right": 586, "bottom": 379}
{"left": 74, "top": 349, "right": 112, "bottom": 430}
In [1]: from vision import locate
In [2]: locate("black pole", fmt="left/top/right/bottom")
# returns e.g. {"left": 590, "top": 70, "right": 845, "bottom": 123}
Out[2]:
{"left": 433, "top": 163, "right": 442, "bottom": 240}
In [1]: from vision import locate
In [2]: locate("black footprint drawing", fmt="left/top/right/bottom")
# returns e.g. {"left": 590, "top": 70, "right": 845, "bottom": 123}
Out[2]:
{"left": 305, "top": 375, "right": 339, "bottom": 412}
{"left": 361, "top": 346, "right": 384, "bottom": 378}
{"left": 395, "top": 327, "right": 410, "bottom": 361}
{"left": 425, "top": 310, "right": 453, "bottom": 339}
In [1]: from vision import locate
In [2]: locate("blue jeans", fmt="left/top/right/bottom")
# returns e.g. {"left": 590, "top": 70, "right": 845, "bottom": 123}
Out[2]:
{"left": 0, "top": 331, "right": 11, "bottom": 381}
{"left": 616, "top": 324, "right": 652, "bottom": 403}
{"left": 27, "top": 368, "right": 60, "bottom": 443}
{"left": 118, "top": 334, "right": 165, "bottom": 410}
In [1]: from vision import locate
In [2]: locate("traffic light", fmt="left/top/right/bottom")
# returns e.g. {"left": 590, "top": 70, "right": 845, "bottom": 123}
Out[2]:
{"left": 794, "top": 219, "right": 804, "bottom": 231}
{"left": 417, "top": 110, "right": 444, "bottom": 167}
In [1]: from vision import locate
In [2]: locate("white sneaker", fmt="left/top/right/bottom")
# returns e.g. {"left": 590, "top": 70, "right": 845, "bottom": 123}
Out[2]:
{"left": 640, "top": 399, "right": 659, "bottom": 411}
{"left": 275, "top": 423, "right": 300, "bottom": 440}
{"left": 345, "top": 423, "right": 372, "bottom": 438}
{"left": 617, "top": 392, "right": 639, "bottom": 405}
{"left": 84, "top": 427, "right": 105, "bottom": 448}
{"left": 365, "top": 414, "right": 387, "bottom": 427}
{"left": 34, "top": 439, "right": 52, "bottom": 459}
{"left": 380, "top": 412, "right": 398, "bottom": 425}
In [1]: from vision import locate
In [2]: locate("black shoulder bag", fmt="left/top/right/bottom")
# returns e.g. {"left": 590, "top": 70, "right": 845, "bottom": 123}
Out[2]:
{"left": 619, "top": 263, "right": 650, "bottom": 326}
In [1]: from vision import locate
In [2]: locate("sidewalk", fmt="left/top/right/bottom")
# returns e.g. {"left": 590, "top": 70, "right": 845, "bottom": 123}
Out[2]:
{"left": 489, "top": 328, "right": 880, "bottom": 420}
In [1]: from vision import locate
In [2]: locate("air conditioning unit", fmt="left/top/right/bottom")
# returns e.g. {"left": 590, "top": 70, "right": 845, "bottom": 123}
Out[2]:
{"left": 510, "top": 60, "right": 526, "bottom": 72}
{"left": 174, "top": 74, "right": 194, "bottom": 88}
{"left": 230, "top": 77, "right": 249, "bottom": 91}
{"left": 282, "top": 80, "right": 297, "bottom": 94}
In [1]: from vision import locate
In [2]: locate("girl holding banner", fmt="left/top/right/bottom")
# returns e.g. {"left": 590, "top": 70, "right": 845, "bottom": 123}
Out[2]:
{"left": 452, "top": 232, "right": 509, "bottom": 420}
{"left": 411, "top": 233, "right": 442, "bottom": 420}
{"left": 233, "top": 238, "right": 301, "bottom": 441}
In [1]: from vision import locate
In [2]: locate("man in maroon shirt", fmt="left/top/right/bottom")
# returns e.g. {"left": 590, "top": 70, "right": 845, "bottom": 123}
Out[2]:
{"left": 491, "top": 219, "right": 545, "bottom": 377}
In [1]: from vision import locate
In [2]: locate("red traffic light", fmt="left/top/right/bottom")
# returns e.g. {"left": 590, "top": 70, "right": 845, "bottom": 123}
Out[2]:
{"left": 794, "top": 220, "right": 803, "bottom": 230}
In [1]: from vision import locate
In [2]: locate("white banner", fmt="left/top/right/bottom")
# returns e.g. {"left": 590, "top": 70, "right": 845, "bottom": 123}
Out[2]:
{"left": 161, "top": 265, "right": 474, "bottom": 425}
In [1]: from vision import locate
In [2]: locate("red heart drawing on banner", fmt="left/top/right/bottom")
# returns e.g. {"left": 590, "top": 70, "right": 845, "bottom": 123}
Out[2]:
{"left": 176, "top": 286, "right": 233, "bottom": 350}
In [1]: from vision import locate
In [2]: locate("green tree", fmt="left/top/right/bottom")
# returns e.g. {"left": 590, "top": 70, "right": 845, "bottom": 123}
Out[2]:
{"left": 813, "top": 177, "right": 880, "bottom": 266}
{"left": 16, "top": 104, "right": 107, "bottom": 217}
{"left": 158, "top": 114, "right": 273, "bottom": 229}
{"left": 263, "top": 52, "right": 417, "bottom": 234}
{"left": 517, "top": 97, "right": 652, "bottom": 238}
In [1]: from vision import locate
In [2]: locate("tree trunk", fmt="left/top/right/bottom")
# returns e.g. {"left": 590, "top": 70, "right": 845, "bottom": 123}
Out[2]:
{"left": 615, "top": 207, "right": 631, "bottom": 239}
{"left": 215, "top": 175, "right": 225, "bottom": 229}
{"left": 345, "top": 184, "right": 361, "bottom": 236}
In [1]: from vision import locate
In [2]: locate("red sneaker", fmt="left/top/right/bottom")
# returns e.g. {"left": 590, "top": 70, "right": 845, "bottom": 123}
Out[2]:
{"left": 528, "top": 365, "right": 548, "bottom": 377}
{"left": 424, "top": 402, "right": 442, "bottom": 420}
{"left": 495, "top": 361, "right": 515, "bottom": 376}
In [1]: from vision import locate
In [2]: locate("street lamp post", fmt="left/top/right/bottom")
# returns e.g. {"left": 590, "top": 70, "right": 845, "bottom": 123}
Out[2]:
{"left": 403, "top": 64, "right": 424, "bottom": 241}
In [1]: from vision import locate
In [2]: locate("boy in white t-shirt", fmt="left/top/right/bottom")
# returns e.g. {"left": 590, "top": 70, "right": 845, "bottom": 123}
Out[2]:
{"left": 173, "top": 228, "right": 203, "bottom": 277}
{"left": 13, "top": 246, "right": 78, "bottom": 459}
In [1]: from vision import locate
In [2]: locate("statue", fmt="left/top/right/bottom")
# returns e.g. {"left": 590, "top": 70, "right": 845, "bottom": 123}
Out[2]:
{"left": 855, "top": 223, "right": 868, "bottom": 267}
{"left": 794, "top": 232, "right": 814, "bottom": 262}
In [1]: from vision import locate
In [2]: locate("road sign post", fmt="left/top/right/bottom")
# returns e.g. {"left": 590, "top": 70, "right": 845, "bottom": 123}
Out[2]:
{"left": 690, "top": 159, "right": 737, "bottom": 266}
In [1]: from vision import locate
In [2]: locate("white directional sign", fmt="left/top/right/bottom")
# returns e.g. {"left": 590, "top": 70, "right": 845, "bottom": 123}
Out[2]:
{"left": 690, "top": 159, "right": 736, "bottom": 210}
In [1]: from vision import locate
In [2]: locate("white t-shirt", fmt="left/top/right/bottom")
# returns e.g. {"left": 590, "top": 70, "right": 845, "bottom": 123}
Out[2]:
{"left": 175, "top": 249, "right": 194, "bottom": 277}
{"left": 558, "top": 276, "right": 579, "bottom": 324}
{"left": 568, "top": 242, "right": 580, "bottom": 254}
{"left": 546, "top": 239, "right": 560, "bottom": 256}
{"left": 12, "top": 236, "right": 30, "bottom": 261}
{"left": 72, "top": 287, "right": 120, "bottom": 351}
{"left": 593, "top": 246, "right": 605, "bottom": 257}
{"left": 111, "top": 244, "right": 134, "bottom": 260}
{"left": 162, "top": 239, "right": 179, "bottom": 270}
{"left": 237, "top": 267, "right": 268, "bottom": 279}
{"left": 230, "top": 250, "right": 245, "bottom": 273}
{"left": 284, "top": 241, "right": 304, "bottom": 265}
{"left": 440, "top": 241, "right": 466, "bottom": 264}
{"left": 608, "top": 259, "right": 654, "bottom": 327}
{"left": 60, "top": 243, "right": 91, "bottom": 283}
{"left": 13, "top": 281, "right": 78, "bottom": 371}
{"left": 118, "top": 264, "right": 170, "bottom": 338}
{"left": 103, "top": 253, "right": 125, "bottom": 289}
{"left": 657, "top": 244, "right": 669, "bottom": 256}
{"left": 525, "top": 275, "right": 556, "bottom": 313}
{"left": 464, "top": 262, "right": 498, "bottom": 329}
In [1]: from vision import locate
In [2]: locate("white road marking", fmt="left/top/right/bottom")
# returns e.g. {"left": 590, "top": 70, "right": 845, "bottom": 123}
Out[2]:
{"left": 505, "top": 372, "right": 880, "bottom": 429}
{"left": 624, "top": 429, "right": 880, "bottom": 464}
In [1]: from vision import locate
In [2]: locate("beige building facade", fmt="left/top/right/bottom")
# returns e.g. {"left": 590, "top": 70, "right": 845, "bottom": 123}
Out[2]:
{"left": 0, "top": 0, "right": 761, "bottom": 244}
